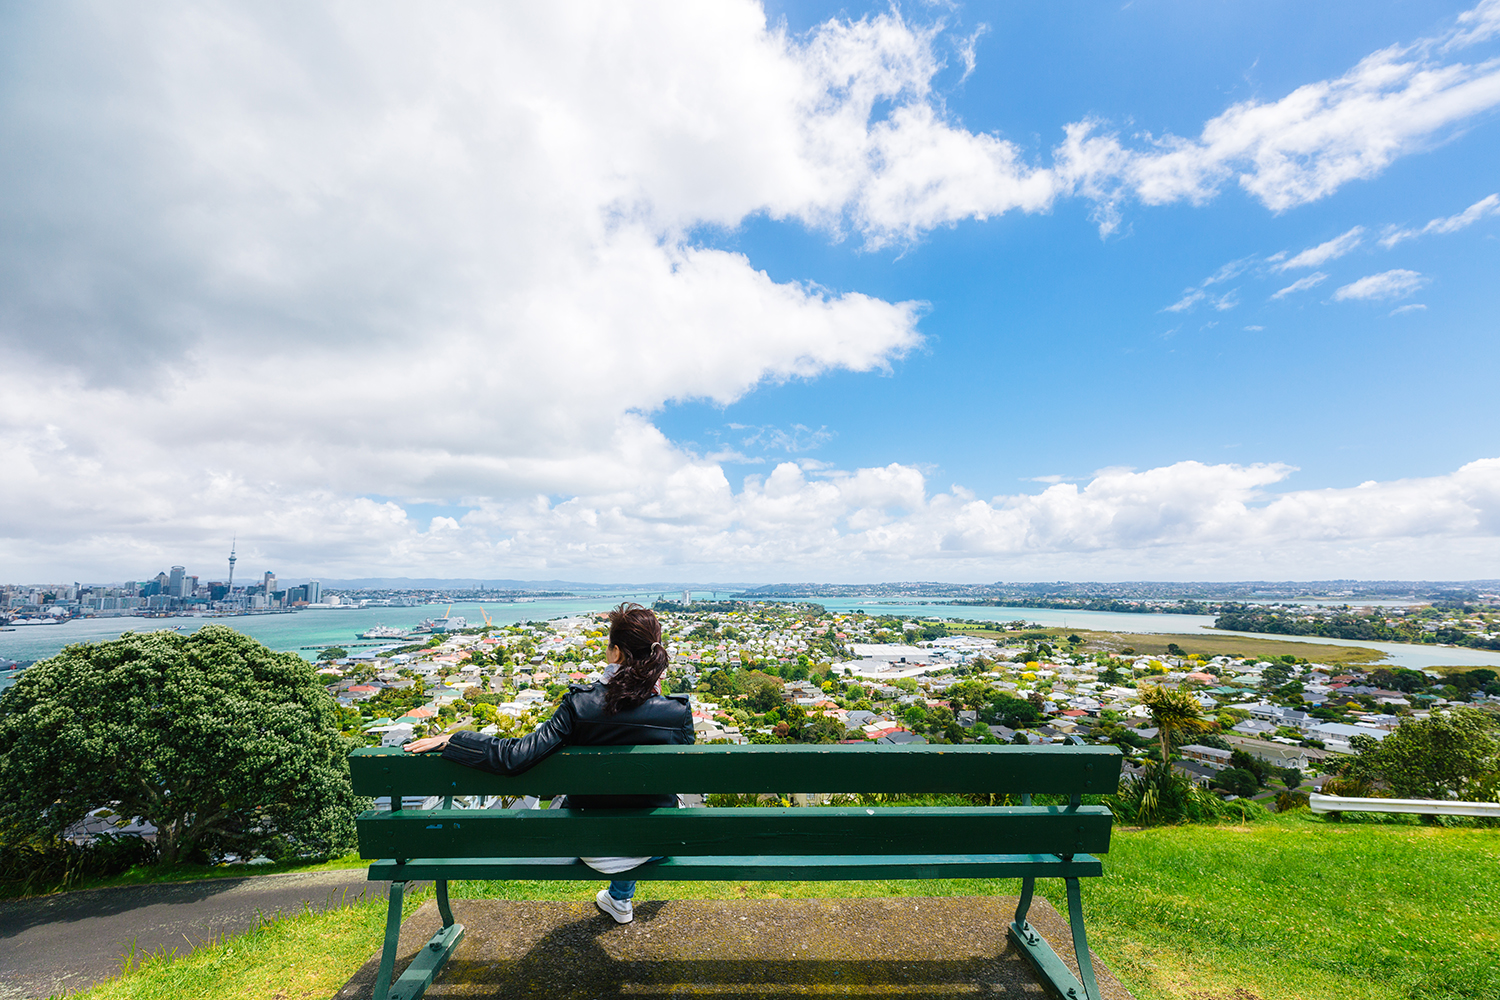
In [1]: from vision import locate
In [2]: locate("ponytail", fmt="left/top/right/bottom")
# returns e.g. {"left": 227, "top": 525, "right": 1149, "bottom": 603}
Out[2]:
{"left": 604, "top": 604, "right": 670, "bottom": 714}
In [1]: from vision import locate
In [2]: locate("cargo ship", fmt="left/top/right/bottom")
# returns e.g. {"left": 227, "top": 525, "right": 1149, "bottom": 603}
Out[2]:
{"left": 358, "top": 624, "right": 409, "bottom": 640}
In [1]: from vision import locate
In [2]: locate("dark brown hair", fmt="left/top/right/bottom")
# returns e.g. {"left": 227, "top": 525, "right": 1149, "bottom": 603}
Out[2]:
{"left": 605, "top": 602, "right": 670, "bottom": 714}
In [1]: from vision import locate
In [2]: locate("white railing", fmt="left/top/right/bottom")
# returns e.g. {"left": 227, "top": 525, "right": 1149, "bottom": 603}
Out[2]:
{"left": 1309, "top": 793, "right": 1500, "bottom": 817}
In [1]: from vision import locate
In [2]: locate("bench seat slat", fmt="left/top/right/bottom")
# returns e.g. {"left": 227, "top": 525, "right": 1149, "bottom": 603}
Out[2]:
{"left": 367, "top": 853, "right": 1104, "bottom": 881}
{"left": 350, "top": 744, "right": 1121, "bottom": 797}
{"left": 356, "top": 805, "right": 1113, "bottom": 859}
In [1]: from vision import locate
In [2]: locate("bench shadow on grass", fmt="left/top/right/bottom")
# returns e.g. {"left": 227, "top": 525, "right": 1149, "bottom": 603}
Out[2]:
{"left": 340, "top": 896, "right": 1131, "bottom": 999}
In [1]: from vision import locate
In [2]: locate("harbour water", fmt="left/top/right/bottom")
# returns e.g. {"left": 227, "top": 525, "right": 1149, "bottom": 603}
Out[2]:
{"left": 3, "top": 593, "right": 1498, "bottom": 672}
{"left": 0, "top": 593, "right": 661, "bottom": 665}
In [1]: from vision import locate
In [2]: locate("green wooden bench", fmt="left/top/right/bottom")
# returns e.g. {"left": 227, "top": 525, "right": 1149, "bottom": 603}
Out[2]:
{"left": 350, "top": 743, "right": 1121, "bottom": 1000}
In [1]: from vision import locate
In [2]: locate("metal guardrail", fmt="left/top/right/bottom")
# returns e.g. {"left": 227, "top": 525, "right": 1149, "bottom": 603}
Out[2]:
{"left": 1309, "top": 793, "right": 1500, "bottom": 817}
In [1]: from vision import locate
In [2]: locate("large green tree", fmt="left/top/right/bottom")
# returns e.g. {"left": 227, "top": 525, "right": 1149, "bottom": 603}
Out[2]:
{"left": 1348, "top": 708, "right": 1498, "bottom": 801}
{"left": 0, "top": 626, "right": 362, "bottom": 864}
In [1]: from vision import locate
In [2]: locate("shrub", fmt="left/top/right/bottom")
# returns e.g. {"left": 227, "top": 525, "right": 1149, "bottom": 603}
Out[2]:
{"left": 0, "top": 824, "right": 156, "bottom": 898}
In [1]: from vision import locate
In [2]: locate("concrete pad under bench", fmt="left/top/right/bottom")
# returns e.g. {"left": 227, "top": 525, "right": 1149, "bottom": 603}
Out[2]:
{"left": 335, "top": 896, "right": 1134, "bottom": 999}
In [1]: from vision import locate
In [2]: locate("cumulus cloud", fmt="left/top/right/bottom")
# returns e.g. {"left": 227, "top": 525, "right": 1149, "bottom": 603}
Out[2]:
{"left": 1271, "top": 272, "right": 1329, "bottom": 299}
{"left": 2, "top": 2, "right": 942, "bottom": 566}
{"left": 19, "top": 454, "right": 1500, "bottom": 582}
{"left": 1380, "top": 192, "right": 1500, "bottom": 246}
{"left": 1333, "top": 269, "right": 1428, "bottom": 301}
{"left": 463, "top": 456, "right": 1500, "bottom": 580}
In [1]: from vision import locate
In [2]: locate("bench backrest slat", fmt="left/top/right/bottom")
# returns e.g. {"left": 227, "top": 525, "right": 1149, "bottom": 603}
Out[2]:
{"left": 349, "top": 744, "right": 1120, "bottom": 797}
{"left": 355, "top": 805, "right": 1114, "bottom": 859}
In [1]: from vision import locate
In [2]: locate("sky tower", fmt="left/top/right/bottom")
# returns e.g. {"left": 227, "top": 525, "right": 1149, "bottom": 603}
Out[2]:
{"left": 227, "top": 537, "right": 237, "bottom": 593}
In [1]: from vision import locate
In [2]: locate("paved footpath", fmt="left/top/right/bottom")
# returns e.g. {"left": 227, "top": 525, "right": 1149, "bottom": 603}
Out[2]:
{"left": 0, "top": 869, "right": 391, "bottom": 1000}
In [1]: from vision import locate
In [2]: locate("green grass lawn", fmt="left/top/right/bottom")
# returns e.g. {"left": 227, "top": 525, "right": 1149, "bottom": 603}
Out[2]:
{"left": 66, "top": 812, "right": 1499, "bottom": 1000}
{"left": 949, "top": 626, "right": 1390, "bottom": 666}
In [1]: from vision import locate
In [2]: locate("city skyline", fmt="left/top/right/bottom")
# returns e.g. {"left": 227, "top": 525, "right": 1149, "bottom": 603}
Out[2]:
{"left": 2, "top": 2, "right": 1499, "bottom": 582}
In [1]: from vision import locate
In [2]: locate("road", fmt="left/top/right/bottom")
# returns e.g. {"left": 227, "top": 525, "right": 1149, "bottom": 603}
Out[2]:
{"left": 0, "top": 869, "right": 390, "bottom": 1000}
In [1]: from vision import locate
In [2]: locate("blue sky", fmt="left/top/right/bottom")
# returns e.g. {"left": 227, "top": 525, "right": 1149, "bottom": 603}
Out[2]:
{"left": 665, "top": 1, "right": 1500, "bottom": 495}
{"left": 2, "top": 1, "right": 1498, "bottom": 583}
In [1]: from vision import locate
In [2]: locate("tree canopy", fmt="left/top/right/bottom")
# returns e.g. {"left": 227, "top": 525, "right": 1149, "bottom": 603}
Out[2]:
{"left": 0, "top": 626, "right": 362, "bottom": 864}
{"left": 1347, "top": 708, "right": 1498, "bottom": 801}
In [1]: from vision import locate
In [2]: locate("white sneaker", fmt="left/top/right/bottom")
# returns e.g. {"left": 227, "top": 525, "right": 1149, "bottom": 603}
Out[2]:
{"left": 595, "top": 888, "right": 633, "bottom": 924}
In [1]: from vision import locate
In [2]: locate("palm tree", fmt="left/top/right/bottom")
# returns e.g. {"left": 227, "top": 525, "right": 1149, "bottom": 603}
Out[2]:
{"left": 1138, "top": 684, "right": 1212, "bottom": 769}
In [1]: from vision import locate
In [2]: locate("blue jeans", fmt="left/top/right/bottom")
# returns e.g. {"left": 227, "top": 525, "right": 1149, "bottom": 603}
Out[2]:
{"left": 607, "top": 856, "right": 665, "bottom": 900}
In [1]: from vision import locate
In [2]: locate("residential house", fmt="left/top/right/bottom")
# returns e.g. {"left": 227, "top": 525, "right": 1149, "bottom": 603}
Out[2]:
{"left": 1223, "top": 734, "right": 1320, "bottom": 770}
{"left": 1179, "top": 744, "right": 1233, "bottom": 770}
{"left": 1232, "top": 718, "right": 1277, "bottom": 738}
{"left": 1172, "top": 761, "right": 1218, "bottom": 789}
{"left": 1310, "top": 722, "right": 1392, "bottom": 755}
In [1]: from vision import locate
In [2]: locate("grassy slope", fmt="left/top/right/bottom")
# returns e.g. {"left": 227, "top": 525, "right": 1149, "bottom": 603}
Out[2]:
{"left": 69, "top": 813, "right": 1498, "bottom": 1000}
{"left": 951, "top": 626, "right": 1390, "bottom": 666}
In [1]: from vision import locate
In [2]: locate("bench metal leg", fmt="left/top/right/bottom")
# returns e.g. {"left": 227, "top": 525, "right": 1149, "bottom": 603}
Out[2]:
{"left": 1007, "top": 875, "right": 1098, "bottom": 1000}
{"left": 1065, "top": 876, "right": 1101, "bottom": 1000}
{"left": 372, "top": 880, "right": 466, "bottom": 1000}
{"left": 1013, "top": 875, "right": 1035, "bottom": 928}
{"left": 373, "top": 881, "right": 405, "bottom": 1000}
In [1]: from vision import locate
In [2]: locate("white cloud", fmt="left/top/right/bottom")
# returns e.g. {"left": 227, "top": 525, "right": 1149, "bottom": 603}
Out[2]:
{"left": 1380, "top": 192, "right": 1500, "bottom": 246}
{"left": 1275, "top": 227, "right": 1365, "bottom": 270}
{"left": 1202, "top": 257, "right": 1255, "bottom": 285}
{"left": 1391, "top": 303, "right": 1428, "bottom": 314}
{"left": 1163, "top": 289, "right": 1206, "bottom": 313}
{"left": 1448, "top": 0, "right": 1500, "bottom": 49}
{"left": 722, "top": 423, "right": 835, "bottom": 455}
{"left": 1052, "top": 9, "right": 1500, "bottom": 226}
{"left": 1333, "top": 269, "right": 1428, "bottom": 301}
{"left": 1271, "top": 272, "right": 1329, "bottom": 299}
{"left": 955, "top": 23, "right": 988, "bottom": 82}
{"left": 20, "top": 452, "right": 1500, "bottom": 581}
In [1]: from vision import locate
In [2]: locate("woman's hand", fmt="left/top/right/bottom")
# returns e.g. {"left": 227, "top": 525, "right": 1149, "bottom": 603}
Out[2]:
{"left": 403, "top": 734, "right": 452, "bottom": 753}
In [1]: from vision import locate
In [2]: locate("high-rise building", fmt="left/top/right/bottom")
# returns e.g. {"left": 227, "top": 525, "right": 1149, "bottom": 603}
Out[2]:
{"left": 263, "top": 571, "right": 277, "bottom": 595}
{"left": 305, "top": 580, "right": 322, "bottom": 604}
{"left": 168, "top": 566, "right": 186, "bottom": 598}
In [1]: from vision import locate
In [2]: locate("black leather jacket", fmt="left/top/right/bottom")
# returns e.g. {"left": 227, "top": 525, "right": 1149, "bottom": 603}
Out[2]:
{"left": 441, "top": 683, "right": 694, "bottom": 808}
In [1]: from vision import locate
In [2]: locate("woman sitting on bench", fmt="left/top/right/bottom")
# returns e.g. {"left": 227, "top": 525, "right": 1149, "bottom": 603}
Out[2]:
{"left": 404, "top": 603, "right": 693, "bottom": 923}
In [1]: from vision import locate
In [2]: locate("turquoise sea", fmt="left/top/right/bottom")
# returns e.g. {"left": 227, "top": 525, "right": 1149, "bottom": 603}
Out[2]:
{"left": 0, "top": 593, "right": 664, "bottom": 665}
{"left": 4, "top": 592, "right": 1498, "bottom": 672}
